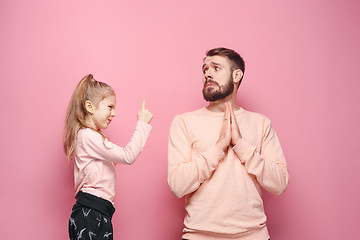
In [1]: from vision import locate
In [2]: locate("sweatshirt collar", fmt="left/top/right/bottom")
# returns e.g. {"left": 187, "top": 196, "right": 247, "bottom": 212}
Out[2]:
{"left": 201, "top": 106, "right": 245, "bottom": 117}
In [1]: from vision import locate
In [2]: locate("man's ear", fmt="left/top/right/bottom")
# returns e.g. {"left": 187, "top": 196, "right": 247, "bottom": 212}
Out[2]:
{"left": 232, "top": 69, "right": 243, "bottom": 85}
{"left": 84, "top": 100, "right": 94, "bottom": 114}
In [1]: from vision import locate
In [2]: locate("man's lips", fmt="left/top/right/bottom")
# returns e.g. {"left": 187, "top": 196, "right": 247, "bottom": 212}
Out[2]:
{"left": 204, "top": 81, "right": 218, "bottom": 88}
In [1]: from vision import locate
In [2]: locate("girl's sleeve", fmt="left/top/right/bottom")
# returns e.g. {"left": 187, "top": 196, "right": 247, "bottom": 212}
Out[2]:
{"left": 81, "top": 121, "right": 152, "bottom": 164}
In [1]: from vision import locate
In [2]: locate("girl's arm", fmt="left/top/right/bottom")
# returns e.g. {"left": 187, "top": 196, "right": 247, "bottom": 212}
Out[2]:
{"left": 80, "top": 99, "right": 153, "bottom": 164}
{"left": 80, "top": 121, "right": 152, "bottom": 164}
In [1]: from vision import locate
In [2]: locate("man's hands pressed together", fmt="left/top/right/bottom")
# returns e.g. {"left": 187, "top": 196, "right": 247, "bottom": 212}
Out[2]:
{"left": 216, "top": 102, "right": 242, "bottom": 151}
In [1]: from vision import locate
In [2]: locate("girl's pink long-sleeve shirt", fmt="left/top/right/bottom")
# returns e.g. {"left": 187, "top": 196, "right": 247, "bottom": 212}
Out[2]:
{"left": 168, "top": 107, "right": 289, "bottom": 240}
{"left": 74, "top": 121, "right": 152, "bottom": 205}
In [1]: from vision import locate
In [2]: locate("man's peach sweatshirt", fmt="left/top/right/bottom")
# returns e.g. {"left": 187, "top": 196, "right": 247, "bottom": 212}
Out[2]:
{"left": 168, "top": 107, "right": 289, "bottom": 240}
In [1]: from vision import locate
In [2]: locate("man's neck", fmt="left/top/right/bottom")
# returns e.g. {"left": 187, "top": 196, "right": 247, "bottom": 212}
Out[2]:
{"left": 206, "top": 95, "right": 240, "bottom": 112}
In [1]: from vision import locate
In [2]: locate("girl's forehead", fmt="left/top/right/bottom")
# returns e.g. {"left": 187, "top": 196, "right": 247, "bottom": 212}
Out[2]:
{"left": 102, "top": 95, "right": 116, "bottom": 104}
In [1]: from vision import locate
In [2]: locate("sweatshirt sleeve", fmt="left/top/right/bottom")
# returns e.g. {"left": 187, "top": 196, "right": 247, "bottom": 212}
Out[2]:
{"left": 167, "top": 116, "right": 225, "bottom": 198}
{"left": 232, "top": 122, "right": 289, "bottom": 195}
{"left": 81, "top": 121, "right": 152, "bottom": 165}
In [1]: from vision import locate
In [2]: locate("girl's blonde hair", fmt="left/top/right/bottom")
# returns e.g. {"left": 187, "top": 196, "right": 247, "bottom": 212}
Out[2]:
{"left": 64, "top": 74, "right": 115, "bottom": 160}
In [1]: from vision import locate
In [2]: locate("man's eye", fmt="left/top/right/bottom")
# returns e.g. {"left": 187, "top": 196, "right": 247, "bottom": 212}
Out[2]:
{"left": 215, "top": 67, "right": 220, "bottom": 71}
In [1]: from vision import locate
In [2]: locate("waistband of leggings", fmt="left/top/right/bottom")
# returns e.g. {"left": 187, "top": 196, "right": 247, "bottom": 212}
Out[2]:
{"left": 76, "top": 191, "right": 116, "bottom": 219}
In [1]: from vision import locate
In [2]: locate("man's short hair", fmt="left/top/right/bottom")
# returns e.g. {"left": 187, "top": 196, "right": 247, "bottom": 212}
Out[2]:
{"left": 206, "top": 47, "right": 245, "bottom": 84}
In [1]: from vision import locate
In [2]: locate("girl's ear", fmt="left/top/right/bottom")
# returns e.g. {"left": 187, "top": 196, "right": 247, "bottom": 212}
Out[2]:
{"left": 232, "top": 69, "right": 243, "bottom": 85}
{"left": 84, "top": 100, "right": 94, "bottom": 114}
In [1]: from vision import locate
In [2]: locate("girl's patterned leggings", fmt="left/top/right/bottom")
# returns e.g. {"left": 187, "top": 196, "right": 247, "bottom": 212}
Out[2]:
{"left": 69, "top": 192, "right": 115, "bottom": 240}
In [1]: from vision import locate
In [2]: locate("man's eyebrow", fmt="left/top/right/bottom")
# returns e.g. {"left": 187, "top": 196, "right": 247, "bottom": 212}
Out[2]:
{"left": 202, "top": 61, "right": 222, "bottom": 70}
{"left": 211, "top": 62, "right": 221, "bottom": 66}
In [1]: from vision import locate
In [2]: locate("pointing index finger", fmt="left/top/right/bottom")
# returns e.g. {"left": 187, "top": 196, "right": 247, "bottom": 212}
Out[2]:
{"left": 141, "top": 99, "right": 146, "bottom": 110}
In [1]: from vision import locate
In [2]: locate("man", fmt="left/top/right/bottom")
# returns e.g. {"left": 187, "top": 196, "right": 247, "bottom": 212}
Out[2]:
{"left": 168, "top": 47, "right": 289, "bottom": 240}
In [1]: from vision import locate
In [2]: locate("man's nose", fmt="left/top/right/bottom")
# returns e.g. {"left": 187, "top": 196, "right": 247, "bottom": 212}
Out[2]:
{"left": 205, "top": 71, "right": 213, "bottom": 80}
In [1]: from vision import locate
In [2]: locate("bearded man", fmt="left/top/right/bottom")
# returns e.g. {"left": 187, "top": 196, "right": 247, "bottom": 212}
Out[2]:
{"left": 168, "top": 47, "right": 289, "bottom": 240}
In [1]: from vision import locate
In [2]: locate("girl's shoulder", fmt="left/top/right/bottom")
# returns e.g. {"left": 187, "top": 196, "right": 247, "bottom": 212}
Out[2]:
{"left": 77, "top": 128, "right": 102, "bottom": 141}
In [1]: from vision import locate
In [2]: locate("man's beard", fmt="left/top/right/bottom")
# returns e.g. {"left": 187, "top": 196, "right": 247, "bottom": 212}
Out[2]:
{"left": 202, "top": 76, "right": 234, "bottom": 102}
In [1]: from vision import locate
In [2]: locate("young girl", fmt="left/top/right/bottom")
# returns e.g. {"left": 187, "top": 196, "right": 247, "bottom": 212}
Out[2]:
{"left": 64, "top": 74, "right": 153, "bottom": 240}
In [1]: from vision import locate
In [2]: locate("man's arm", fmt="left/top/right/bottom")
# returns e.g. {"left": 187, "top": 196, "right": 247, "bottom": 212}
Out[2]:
{"left": 167, "top": 112, "right": 230, "bottom": 198}
{"left": 230, "top": 106, "right": 289, "bottom": 195}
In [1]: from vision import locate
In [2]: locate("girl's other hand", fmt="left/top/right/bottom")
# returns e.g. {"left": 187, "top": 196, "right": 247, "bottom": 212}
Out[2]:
{"left": 137, "top": 99, "right": 153, "bottom": 123}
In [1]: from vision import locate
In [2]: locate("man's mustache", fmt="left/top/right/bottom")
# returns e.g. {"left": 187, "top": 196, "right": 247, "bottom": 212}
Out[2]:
{"left": 204, "top": 80, "right": 219, "bottom": 87}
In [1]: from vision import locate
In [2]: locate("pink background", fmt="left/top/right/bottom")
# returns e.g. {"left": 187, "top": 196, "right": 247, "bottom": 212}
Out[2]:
{"left": 1, "top": 0, "right": 359, "bottom": 239}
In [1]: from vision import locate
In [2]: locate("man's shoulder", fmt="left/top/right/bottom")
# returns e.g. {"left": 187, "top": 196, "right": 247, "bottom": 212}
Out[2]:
{"left": 170, "top": 108, "right": 207, "bottom": 127}
{"left": 241, "top": 108, "right": 269, "bottom": 119}
{"left": 240, "top": 108, "right": 272, "bottom": 125}
{"left": 174, "top": 108, "right": 204, "bottom": 119}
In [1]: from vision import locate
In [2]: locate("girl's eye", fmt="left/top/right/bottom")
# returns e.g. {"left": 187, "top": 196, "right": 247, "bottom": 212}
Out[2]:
{"left": 215, "top": 67, "right": 220, "bottom": 71}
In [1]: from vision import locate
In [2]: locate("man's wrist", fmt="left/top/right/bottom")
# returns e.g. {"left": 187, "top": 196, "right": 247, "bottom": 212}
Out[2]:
{"left": 232, "top": 136, "right": 242, "bottom": 146}
{"left": 216, "top": 141, "right": 227, "bottom": 151}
